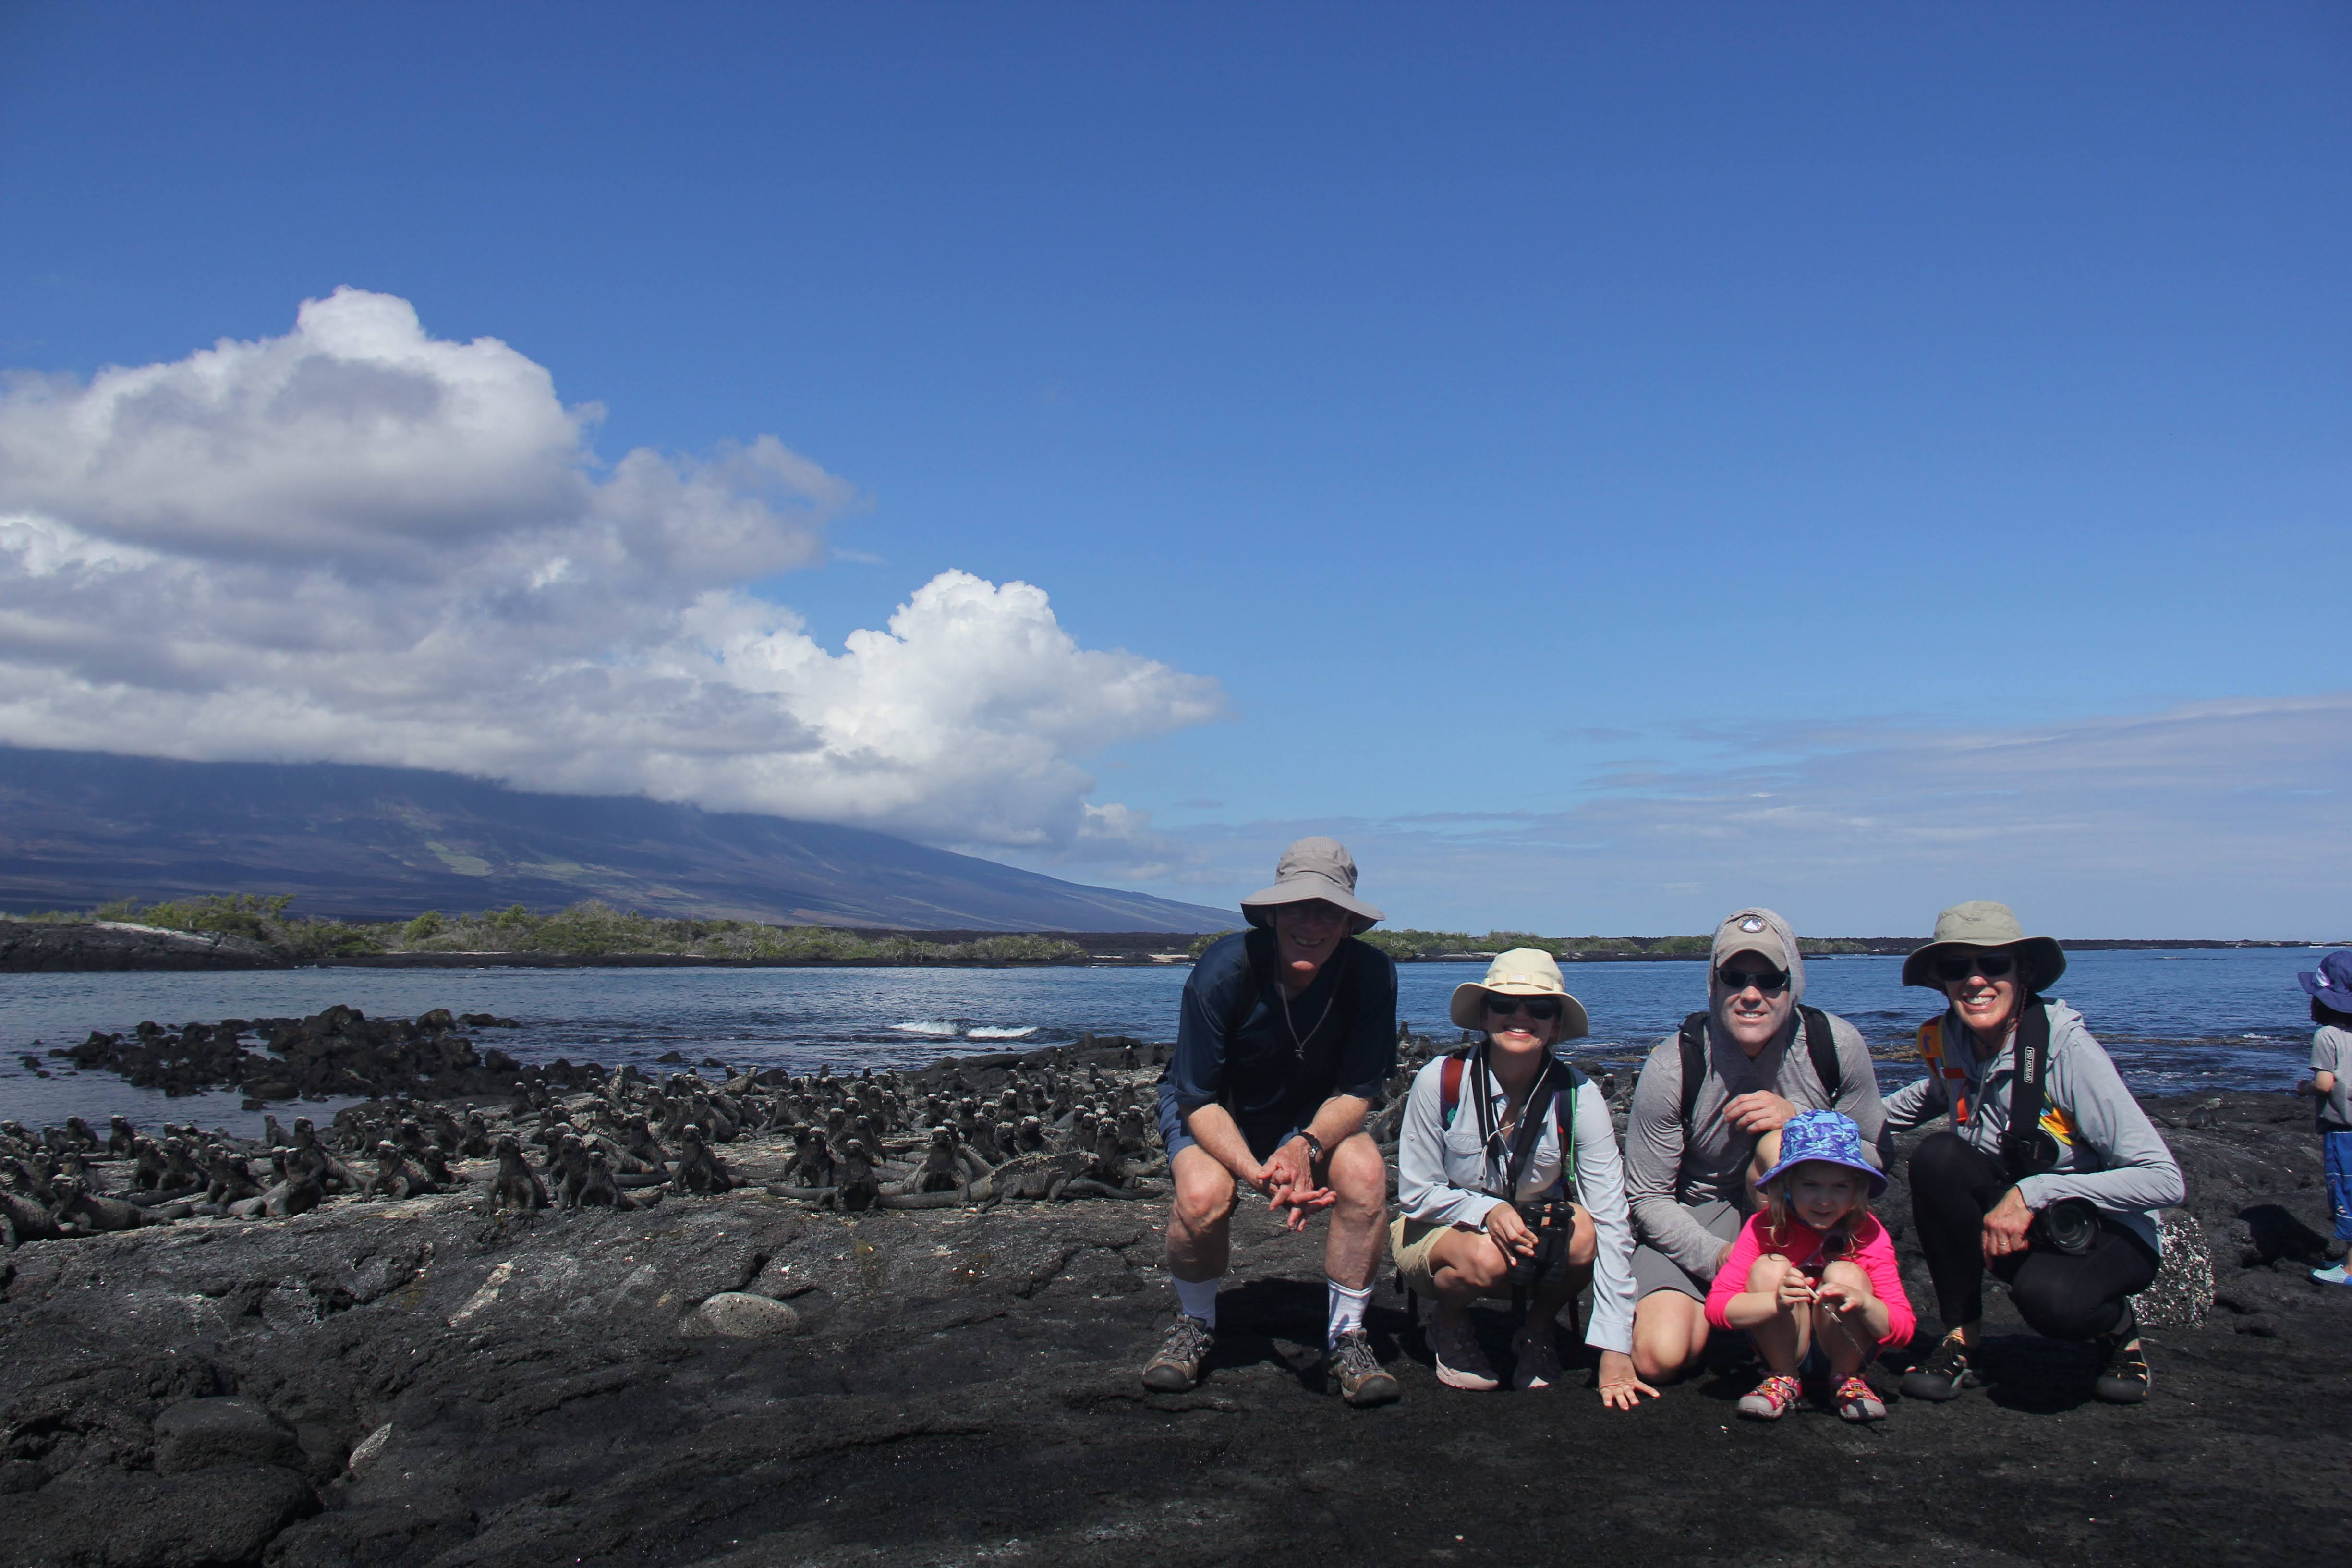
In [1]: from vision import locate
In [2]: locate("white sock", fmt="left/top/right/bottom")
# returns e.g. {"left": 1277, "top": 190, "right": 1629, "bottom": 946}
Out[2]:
{"left": 1173, "top": 1274, "right": 1223, "bottom": 1327}
{"left": 1326, "top": 1277, "right": 1372, "bottom": 1346}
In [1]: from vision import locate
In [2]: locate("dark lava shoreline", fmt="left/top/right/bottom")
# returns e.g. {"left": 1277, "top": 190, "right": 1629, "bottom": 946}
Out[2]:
{"left": 3, "top": 1071, "right": 2349, "bottom": 1567}
{"left": 8, "top": 919, "right": 2335, "bottom": 973}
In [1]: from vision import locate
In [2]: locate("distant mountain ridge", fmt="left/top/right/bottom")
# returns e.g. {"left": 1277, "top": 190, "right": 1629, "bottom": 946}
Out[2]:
{"left": 0, "top": 747, "right": 1233, "bottom": 933}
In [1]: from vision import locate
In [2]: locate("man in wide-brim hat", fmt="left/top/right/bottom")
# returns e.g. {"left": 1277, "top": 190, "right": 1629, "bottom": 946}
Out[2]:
{"left": 1142, "top": 837, "right": 1403, "bottom": 1406}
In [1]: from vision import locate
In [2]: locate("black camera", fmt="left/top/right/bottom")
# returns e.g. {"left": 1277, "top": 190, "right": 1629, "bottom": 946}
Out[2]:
{"left": 1506, "top": 1197, "right": 1575, "bottom": 1288}
{"left": 2028, "top": 1197, "right": 2101, "bottom": 1257}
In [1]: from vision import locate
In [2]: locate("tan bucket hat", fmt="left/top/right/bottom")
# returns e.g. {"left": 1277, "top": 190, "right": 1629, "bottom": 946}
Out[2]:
{"left": 1449, "top": 948, "right": 1591, "bottom": 1039}
{"left": 1239, "top": 837, "right": 1384, "bottom": 933}
{"left": 1901, "top": 900, "right": 2066, "bottom": 992}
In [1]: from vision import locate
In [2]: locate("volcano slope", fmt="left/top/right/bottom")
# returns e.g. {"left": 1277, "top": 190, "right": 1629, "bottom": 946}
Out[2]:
{"left": 0, "top": 1089, "right": 2345, "bottom": 1568}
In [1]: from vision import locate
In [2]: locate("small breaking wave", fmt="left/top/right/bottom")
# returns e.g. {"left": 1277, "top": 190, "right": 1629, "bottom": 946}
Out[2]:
{"left": 968, "top": 1025, "right": 1039, "bottom": 1041}
{"left": 890, "top": 1020, "right": 960, "bottom": 1038}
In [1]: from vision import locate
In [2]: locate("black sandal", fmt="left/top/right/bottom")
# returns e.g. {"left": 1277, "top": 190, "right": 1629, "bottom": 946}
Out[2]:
{"left": 1898, "top": 1331, "right": 1976, "bottom": 1402}
{"left": 2093, "top": 1333, "right": 2149, "bottom": 1404}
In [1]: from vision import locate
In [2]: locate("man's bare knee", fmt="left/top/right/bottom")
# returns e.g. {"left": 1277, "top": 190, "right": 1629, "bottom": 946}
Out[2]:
{"left": 1327, "top": 1134, "right": 1386, "bottom": 1211}
{"left": 1632, "top": 1292, "right": 1709, "bottom": 1382}
{"left": 1170, "top": 1153, "right": 1235, "bottom": 1232}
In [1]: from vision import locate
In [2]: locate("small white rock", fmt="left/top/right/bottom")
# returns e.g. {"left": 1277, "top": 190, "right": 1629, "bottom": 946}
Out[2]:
{"left": 347, "top": 1422, "right": 393, "bottom": 1473}
{"left": 680, "top": 1290, "right": 801, "bottom": 1338}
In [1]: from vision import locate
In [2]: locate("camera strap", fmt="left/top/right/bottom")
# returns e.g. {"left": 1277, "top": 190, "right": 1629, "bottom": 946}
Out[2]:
{"left": 1465, "top": 1045, "right": 1571, "bottom": 1201}
{"left": 2000, "top": 997, "right": 2055, "bottom": 1179}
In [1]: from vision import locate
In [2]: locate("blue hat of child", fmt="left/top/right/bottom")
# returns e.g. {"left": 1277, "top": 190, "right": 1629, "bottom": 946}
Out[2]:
{"left": 2298, "top": 950, "right": 2352, "bottom": 1012}
{"left": 1756, "top": 1109, "right": 1886, "bottom": 1198}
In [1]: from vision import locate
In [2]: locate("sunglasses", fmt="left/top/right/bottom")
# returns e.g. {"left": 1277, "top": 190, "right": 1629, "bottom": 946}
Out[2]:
{"left": 1934, "top": 951, "right": 2016, "bottom": 983}
{"left": 1485, "top": 995, "right": 1564, "bottom": 1022}
{"left": 1715, "top": 964, "right": 1790, "bottom": 994}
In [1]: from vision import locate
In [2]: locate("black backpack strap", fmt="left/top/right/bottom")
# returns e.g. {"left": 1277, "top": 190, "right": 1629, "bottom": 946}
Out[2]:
{"left": 1677, "top": 1011, "right": 1709, "bottom": 1128}
{"left": 1225, "top": 927, "right": 1271, "bottom": 1043}
{"left": 2001, "top": 997, "right": 2055, "bottom": 1179}
{"left": 1800, "top": 1005, "right": 1842, "bottom": 1104}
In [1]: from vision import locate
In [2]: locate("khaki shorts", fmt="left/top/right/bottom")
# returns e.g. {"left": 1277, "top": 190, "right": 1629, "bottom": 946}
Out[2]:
{"left": 1392, "top": 1215, "right": 1474, "bottom": 1297}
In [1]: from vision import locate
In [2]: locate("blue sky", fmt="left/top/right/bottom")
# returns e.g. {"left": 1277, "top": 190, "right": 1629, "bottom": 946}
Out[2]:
{"left": 0, "top": 3, "right": 2345, "bottom": 936}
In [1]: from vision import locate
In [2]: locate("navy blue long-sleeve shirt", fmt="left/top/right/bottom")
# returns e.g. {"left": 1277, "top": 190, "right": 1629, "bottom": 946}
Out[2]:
{"left": 1160, "top": 929, "right": 1398, "bottom": 1155}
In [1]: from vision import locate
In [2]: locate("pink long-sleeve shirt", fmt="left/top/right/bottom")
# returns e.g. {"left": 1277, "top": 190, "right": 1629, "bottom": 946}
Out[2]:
{"left": 1703, "top": 1209, "right": 1916, "bottom": 1348}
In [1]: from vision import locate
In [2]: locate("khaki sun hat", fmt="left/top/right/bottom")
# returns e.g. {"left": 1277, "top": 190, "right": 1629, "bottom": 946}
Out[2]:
{"left": 1901, "top": 900, "right": 2067, "bottom": 992}
{"left": 1239, "top": 837, "right": 1384, "bottom": 934}
{"left": 1449, "top": 948, "right": 1591, "bottom": 1039}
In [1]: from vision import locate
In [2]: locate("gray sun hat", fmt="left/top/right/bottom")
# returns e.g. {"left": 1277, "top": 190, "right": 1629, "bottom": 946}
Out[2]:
{"left": 1449, "top": 948, "right": 1591, "bottom": 1039}
{"left": 1238, "top": 837, "right": 1385, "bottom": 934}
{"left": 1901, "top": 900, "right": 2066, "bottom": 992}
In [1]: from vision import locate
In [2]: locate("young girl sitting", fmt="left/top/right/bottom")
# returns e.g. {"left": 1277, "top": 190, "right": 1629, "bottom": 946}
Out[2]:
{"left": 1706, "top": 1109, "right": 1916, "bottom": 1422}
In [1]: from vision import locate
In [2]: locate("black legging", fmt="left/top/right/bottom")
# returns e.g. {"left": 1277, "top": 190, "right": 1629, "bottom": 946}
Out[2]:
{"left": 1909, "top": 1131, "right": 2158, "bottom": 1341}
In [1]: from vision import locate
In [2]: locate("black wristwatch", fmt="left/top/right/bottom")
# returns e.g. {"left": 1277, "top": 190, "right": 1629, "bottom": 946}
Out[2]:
{"left": 1296, "top": 1130, "right": 1326, "bottom": 1166}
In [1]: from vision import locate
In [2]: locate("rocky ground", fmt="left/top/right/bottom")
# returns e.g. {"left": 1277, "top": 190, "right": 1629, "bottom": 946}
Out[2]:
{"left": 0, "top": 921, "right": 289, "bottom": 972}
{"left": 1, "top": 1088, "right": 2347, "bottom": 1568}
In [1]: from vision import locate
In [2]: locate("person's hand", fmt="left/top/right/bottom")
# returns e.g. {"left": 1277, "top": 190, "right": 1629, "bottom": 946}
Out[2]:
{"left": 1982, "top": 1186, "right": 2035, "bottom": 1260}
{"left": 1483, "top": 1203, "right": 1536, "bottom": 1259}
{"left": 1596, "top": 1349, "right": 1659, "bottom": 1411}
{"left": 1715, "top": 1239, "right": 1735, "bottom": 1276}
{"left": 1261, "top": 1136, "right": 1332, "bottom": 1232}
{"left": 1772, "top": 1261, "right": 1816, "bottom": 1311}
{"left": 1814, "top": 1276, "right": 1860, "bottom": 1317}
{"left": 1723, "top": 1091, "right": 1798, "bottom": 1134}
{"left": 2297, "top": 1078, "right": 2316, "bottom": 1097}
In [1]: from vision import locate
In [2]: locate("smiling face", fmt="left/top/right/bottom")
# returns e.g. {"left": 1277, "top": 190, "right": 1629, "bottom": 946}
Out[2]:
{"left": 1941, "top": 948, "right": 2022, "bottom": 1046}
{"left": 1715, "top": 947, "right": 1795, "bottom": 1050}
{"left": 1271, "top": 898, "right": 1352, "bottom": 981}
{"left": 1481, "top": 994, "right": 1561, "bottom": 1060}
{"left": 1782, "top": 1160, "right": 1866, "bottom": 1233}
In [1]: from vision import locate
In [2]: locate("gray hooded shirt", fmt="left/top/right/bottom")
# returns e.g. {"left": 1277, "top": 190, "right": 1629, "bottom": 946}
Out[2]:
{"left": 1623, "top": 908, "right": 1892, "bottom": 1283}
{"left": 1882, "top": 998, "right": 2185, "bottom": 1254}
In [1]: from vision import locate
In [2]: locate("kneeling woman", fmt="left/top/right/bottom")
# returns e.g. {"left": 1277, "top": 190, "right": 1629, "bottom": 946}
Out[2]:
{"left": 1394, "top": 950, "right": 1650, "bottom": 1406}
{"left": 1885, "top": 902, "right": 2184, "bottom": 1404}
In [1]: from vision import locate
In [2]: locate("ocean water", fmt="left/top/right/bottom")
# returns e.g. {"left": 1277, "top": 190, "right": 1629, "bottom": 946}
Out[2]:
{"left": 0, "top": 947, "right": 2330, "bottom": 1137}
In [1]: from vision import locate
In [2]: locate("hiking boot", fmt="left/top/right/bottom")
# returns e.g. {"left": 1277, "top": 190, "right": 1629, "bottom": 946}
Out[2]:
{"left": 1737, "top": 1372, "right": 1802, "bottom": 1421}
{"left": 1510, "top": 1324, "right": 1564, "bottom": 1391}
{"left": 1898, "top": 1332, "right": 1977, "bottom": 1402}
{"left": 1427, "top": 1315, "right": 1499, "bottom": 1391}
{"left": 1833, "top": 1373, "right": 1887, "bottom": 1423}
{"left": 1140, "top": 1313, "right": 1214, "bottom": 1392}
{"left": 1327, "top": 1328, "right": 1401, "bottom": 1406}
{"left": 2091, "top": 1335, "right": 2150, "bottom": 1405}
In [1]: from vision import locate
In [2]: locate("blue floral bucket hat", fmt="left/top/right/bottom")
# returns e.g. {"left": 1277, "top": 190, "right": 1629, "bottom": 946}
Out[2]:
{"left": 1756, "top": 1109, "right": 1886, "bottom": 1198}
{"left": 2298, "top": 950, "right": 2352, "bottom": 1013}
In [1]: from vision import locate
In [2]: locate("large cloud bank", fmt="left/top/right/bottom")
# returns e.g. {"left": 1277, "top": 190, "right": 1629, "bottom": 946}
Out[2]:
{"left": 1170, "top": 694, "right": 2352, "bottom": 938}
{"left": 0, "top": 289, "right": 1221, "bottom": 849}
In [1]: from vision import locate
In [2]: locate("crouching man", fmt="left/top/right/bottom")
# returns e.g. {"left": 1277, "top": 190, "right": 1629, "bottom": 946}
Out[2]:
{"left": 1141, "top": 838, "right": 1402, "bottom": 1406}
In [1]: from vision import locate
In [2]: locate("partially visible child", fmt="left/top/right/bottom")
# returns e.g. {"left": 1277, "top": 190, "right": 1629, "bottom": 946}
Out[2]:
{"left": 1706, "top": 1109, "right": 1916, "bottom": 1422}
{"left": 2296, "top": 952, "right": 2352, "bottom": 1286}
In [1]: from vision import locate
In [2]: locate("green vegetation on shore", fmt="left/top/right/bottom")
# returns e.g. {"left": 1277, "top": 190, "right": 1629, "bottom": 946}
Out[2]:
{"left": 1187, "top": 927, "right": 1889, "bottom": 960}
{"left": 19, "top": 895, "right": 1085, "bottom": 963}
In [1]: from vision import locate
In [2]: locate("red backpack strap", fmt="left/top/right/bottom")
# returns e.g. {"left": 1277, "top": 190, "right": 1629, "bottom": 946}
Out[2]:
{"left": 1440, "top": 1054, "right": 1465, "bottom": 1127}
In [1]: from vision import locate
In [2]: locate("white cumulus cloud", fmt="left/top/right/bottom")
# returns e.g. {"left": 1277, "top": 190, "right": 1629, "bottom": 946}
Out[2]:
{"left": 0, "top": 289, "right": 1222, "bottom": 851}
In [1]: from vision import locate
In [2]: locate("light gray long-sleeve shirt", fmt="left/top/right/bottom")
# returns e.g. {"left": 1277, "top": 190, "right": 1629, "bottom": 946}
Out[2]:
{"left": 1395, "top": 1052, "right": 1637, "bottom": 1355}
{"left": 1882, "top": 999, "right": 2185, "bottom": 1254}
{"left": 1624, "top": 1010, "right": 1890, "bottom": 1284}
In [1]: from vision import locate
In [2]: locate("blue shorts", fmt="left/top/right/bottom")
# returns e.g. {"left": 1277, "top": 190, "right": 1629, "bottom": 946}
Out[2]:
{"left": 2324, "top": 1130, "right": 2352, "bottom": 1241}
{"left": 1156, "top": 1081, "right": 1295, "bottom": 1165}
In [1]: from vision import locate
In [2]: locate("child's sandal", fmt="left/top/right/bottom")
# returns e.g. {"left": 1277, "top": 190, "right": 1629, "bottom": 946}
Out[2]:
{"left": 1737, "top": 1373, "right": 1803, "bottom": 1421}
{"left": 1833, "top": 1374, "right": 1886, "bottom": 1423}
